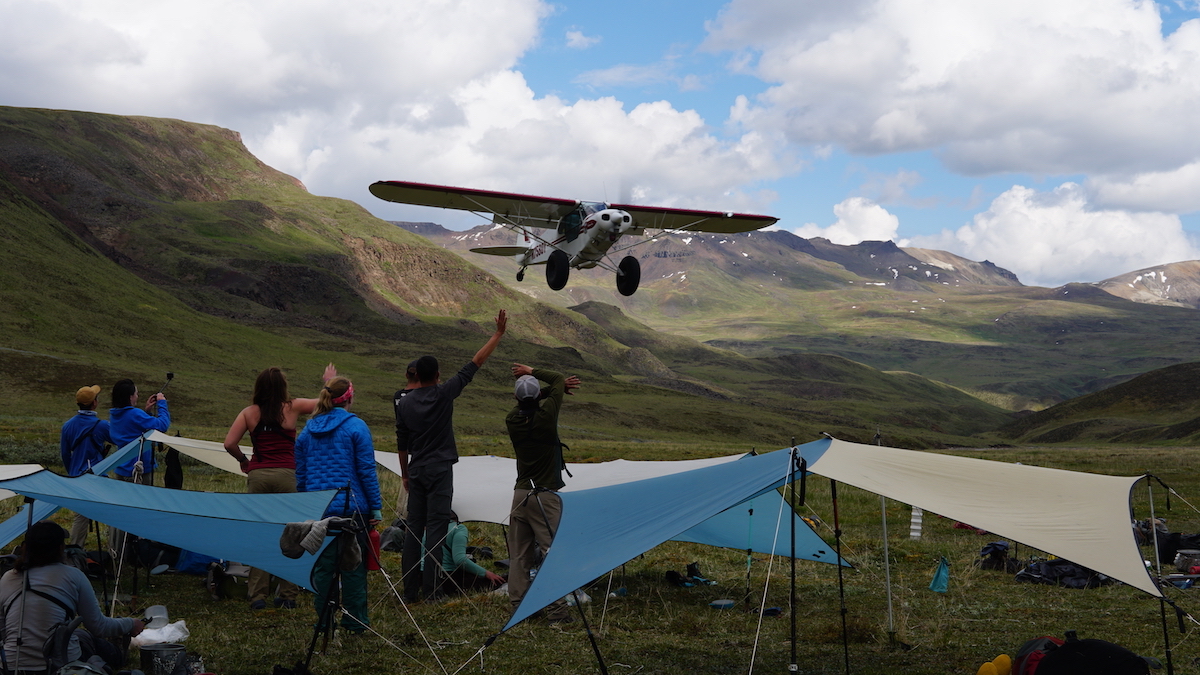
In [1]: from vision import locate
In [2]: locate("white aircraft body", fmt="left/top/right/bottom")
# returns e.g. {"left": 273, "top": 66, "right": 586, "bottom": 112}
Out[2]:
{"left": 369, "top": 180, "right": 779, "bottom": 296}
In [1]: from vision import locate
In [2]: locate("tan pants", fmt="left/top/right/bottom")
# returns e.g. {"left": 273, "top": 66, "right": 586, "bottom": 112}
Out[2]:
{"left": 108, "top": 474, "right": 138, "bottom": 558}
{"left": 247, "top": 467, "right": 299, "bottom": 602}
{"left": 69, "top": 512, "right": 91, "bottom": 548}
{"left": 506, "top": 489, "right": 567, "bottom": 620}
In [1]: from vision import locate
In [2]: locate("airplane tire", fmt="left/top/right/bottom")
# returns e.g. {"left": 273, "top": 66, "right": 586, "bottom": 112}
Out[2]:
{"left": 616, "top": 256, "right": 641, "bottom": 296}
{"left": 546, "top": 250, "right": 570, "bottom": 291}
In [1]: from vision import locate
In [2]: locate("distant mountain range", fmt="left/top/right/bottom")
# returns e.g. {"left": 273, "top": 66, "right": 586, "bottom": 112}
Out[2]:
{"left": 395, "top": 220, "right": 1200, "bottom": 411}
{"left": 5, "top": 104, "right": 1200, "bottom": 448}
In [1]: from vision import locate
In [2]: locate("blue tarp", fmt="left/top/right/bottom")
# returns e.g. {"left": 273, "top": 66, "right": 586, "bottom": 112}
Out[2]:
{"left": 0, "top": 501, "right": 60, "bottom": 549}
{"left": 0, "top": 432, "right": 147, "bottom": 551}
{"left": 504, "top": 440, "right": 838, "bottom": 630}
{"left": 0, "top": 469, "right": 338, "bottom": 591}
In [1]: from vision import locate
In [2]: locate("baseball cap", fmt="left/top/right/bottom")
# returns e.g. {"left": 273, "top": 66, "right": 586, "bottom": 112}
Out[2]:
{"left": 75, "top": 385, "right": 101, "bottom": 406}
{"left": 514, "top": 375, "right": 540, "bottom": 402}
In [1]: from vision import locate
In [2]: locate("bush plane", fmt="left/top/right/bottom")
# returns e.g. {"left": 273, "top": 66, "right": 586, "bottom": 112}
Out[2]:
{"left": 369, "top": 180, "right": 779, "bottom": 296}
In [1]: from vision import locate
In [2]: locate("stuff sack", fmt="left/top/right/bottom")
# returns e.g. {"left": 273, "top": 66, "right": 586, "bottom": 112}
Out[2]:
{"left": 174, "top": 549, "right": 219, "bottom": 575}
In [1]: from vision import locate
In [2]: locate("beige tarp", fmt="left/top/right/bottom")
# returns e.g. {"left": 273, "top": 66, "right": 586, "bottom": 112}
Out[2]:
{"left": 814, "top": 439, "right": 1157, "bottom": 596}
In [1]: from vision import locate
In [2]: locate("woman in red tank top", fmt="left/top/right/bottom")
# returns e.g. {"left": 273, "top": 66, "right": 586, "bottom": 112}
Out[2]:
{"left": 223, "top": 363, "right": 336, "bottom": 610}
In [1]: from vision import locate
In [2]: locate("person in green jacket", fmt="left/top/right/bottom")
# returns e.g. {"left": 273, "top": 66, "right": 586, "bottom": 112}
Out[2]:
{"left": 504, "top": 363, "right": 579, "bottom": 624}
{"left": 440, "top": 511, "right": 504, "bottom": 594}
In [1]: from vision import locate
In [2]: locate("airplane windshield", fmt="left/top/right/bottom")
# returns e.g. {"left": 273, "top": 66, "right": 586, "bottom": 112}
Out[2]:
{"left": 558, "top": 202, "right": 608, "bottom": 242}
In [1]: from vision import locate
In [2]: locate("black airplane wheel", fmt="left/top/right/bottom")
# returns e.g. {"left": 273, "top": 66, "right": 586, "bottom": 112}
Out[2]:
{"left": 616, "top": 255, "right": 641, "bottom": 296}
{"left": 546, "top": 250, "right": 570, "bottom": 291}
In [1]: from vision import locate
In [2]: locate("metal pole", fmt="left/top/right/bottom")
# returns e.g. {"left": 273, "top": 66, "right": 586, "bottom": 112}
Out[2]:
{"left": 531, "top": 490, "right": 608, "bottom": 675}
{"left": 876, "top": 430, "right": 897, "bottom": 648}
{"left": 789, "top": 442, "right": 798, "bottom": 673}
{"left": 831, "top": 479, "right": 851, "bottom": 675}
{"left": 1149, "top": 481, "right": 1175, "bottom": 675}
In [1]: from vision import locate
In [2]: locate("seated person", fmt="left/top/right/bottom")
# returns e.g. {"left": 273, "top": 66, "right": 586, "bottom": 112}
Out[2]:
{"left": 0, "top": 521, "right": 144, "bottom": 672}
{"left": 441, "top": 511, "right": 504, "bottom": 595}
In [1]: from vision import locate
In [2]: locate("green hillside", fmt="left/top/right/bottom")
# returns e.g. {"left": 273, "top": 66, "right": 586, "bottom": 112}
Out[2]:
{"left": 994, "top": 361, "right": 1200, "bottom": 443}
{"left": 0, "top": 106, "right": 1008, "bottom": 450}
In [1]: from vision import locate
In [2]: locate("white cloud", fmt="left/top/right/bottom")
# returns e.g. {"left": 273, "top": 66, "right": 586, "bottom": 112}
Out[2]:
{"left": 0, "top": 0, "right": 795, "bottom": 225}
{"left": 711, "top": 0, "right": 1200, "bottom": 177}
{"left": 565, "top": 29, "right": 600, "bottom": 49}
{"left": 913, "top": 183, "right": 1200, "bottom": 286}
{"left": 574, "top": 62, "right": 677, "bottom": 89}
{"left": 1087, "top": 162, "right": 1200, "bottom": 213}
{"left": 791, "top": 197, "right": 901, "bottom": 244}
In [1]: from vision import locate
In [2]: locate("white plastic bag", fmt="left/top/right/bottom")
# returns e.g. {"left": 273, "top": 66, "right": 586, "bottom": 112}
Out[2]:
{"left": 130, "top": 619, "right": 189, "bottom": 647}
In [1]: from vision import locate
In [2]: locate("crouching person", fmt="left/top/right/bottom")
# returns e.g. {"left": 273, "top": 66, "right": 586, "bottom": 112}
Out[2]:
{"left": 441, "top": 511, "right": 504, "bottom": 595}
{"left": 0, "top": 521, "right": 144, "bottom": 673}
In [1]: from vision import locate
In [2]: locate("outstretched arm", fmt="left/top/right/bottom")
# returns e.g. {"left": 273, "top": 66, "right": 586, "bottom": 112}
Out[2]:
{"left": 471, "top": 309, "right": 508, "bottom": 367}
{"left": 291, "top": 363, "right": 338, "bottom": 416}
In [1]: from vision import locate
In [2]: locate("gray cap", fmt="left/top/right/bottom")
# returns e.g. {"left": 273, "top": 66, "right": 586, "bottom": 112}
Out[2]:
{"left": 514, "top": 375, "right": 540, "bottom": 402}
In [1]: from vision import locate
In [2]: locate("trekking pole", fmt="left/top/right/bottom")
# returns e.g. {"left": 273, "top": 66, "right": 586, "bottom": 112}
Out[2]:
{"left": 13, "top": 497, "right": 36, "bottom": 674}
{"left": 530, "top": 489, "right": 608, "bottom": 675}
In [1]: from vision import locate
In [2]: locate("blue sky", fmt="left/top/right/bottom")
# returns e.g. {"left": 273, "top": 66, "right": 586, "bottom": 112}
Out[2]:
{"left": 3, "top": 0, "right": 1200, "bottom": 286}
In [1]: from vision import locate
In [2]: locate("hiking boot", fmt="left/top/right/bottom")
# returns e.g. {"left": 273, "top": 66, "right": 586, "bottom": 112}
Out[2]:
{"left": 249, "top": 599, "right": 266, "bottom": 611}
{"left": 274, "top": 598, "right": 297, "bottom": 609}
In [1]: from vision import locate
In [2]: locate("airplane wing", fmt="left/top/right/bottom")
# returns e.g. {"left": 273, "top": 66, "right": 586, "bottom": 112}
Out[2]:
{"left": 611, "top": 204, "right": 778, "bottom": 234}
{"left": 470, "top": 246, "right": 528, "bottom": 256}
{"left": 370, "top": 180, "right": 578, "bottom": 224}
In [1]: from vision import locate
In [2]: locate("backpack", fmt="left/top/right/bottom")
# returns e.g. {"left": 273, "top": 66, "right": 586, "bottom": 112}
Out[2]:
{"left": 1015, "top": 632, "right": 1157, "bottom": 675}
{"left": 1013, "top": 635, "right": 1065, "bottom": 675}
{"left": 1, "top": 581, "right": 82, "bottom": 671}
{"left": 977, "top": 541, "right": 1022, "bottom": 573}
{"left": 63, "top": 546, "right": 90, "bottom": 577}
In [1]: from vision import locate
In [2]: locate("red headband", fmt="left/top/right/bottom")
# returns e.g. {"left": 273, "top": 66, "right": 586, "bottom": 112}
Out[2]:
{"left": 329, "top": 382, "right": 354, "bottom": 405}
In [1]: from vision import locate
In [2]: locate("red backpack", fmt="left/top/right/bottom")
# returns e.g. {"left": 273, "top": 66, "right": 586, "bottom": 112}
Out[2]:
{"left": 1013, "top": 636, "right": 1064, "bottom": 675}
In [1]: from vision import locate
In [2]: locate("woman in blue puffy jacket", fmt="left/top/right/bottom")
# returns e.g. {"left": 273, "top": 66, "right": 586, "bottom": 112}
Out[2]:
{"left": 294, "top": 375, "right": 382, "bottom": 634}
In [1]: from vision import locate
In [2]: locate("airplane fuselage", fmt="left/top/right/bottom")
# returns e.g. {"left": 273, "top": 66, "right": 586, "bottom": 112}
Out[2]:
{"left": 520, "top": 202, "right": 633, "bottom": 268}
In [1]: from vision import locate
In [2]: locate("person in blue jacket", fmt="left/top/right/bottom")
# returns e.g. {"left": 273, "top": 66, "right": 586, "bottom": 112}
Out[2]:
{"left": 60, "top": 385, "right": 110, "bottom": 546}
{"left": 294, "top": 375, "right": 382, "bottom": 635}
{"left": 108, "top": 379, "right": 170, "bottom": 482}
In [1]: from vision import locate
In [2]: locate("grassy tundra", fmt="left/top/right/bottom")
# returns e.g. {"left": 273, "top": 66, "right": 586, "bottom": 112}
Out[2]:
{"left": 1, "top": 434, "right": 1197, "bottom": 675}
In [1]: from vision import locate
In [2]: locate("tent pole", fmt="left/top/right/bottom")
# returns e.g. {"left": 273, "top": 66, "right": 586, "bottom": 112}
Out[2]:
{"left": 531, "top": 489, "right": 608, "bottom": 675}
{"left": 789, "top": 442, "right": 798, "bottom": 673}
{"left": 1148, "top": 480, "right": 1176, "bottom": 675}
{"left": 93, "top": 518, "right": 110, "bottom": 616}
{"left": 744, "top": 508, "right": 754, "bottom": 611}
{"left": 831, "top": 479, "right": 851, "bottom": 675}
{"left": 881, "top": 494, "right": 896, "bottom": 647}
{"left": 875, "top": 429, "right": 897, "bottom": 648}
